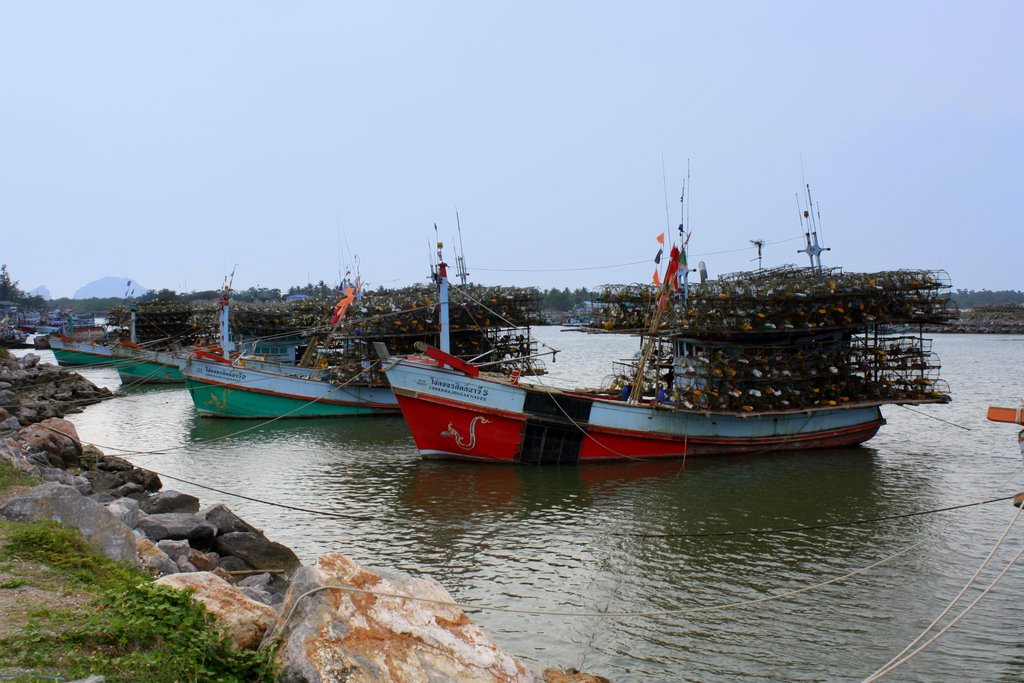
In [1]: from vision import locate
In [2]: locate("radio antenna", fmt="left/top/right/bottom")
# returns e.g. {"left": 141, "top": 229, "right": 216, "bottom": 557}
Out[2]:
{"left": 455, "top": 208, "right": 469, "bottom": 285}
{"left": 750, "top": 239, "right": 765, "bottom": 269}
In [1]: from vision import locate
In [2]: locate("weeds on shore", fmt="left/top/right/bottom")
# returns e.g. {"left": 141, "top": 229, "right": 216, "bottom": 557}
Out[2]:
{"left": 0, "top": 460, "right": 39, "bottom": 492}
{"left": 0, "top": 520, "right": 277, "bottom": 682}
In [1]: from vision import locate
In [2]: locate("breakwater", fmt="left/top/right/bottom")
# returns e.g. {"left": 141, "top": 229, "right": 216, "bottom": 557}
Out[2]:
{"left": 922, "top": 305, "right": 1024, "bottom": 334}
{"left": 0, "top": 352, "right": 606, "bottom": 682}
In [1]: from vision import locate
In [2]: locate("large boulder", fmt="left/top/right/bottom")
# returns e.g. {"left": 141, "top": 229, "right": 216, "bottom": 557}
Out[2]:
{"left": 270, "top": 553, "right": 542, "bottom": 682}
{"left": 213, "top": 532, "right": 301, "bottom": 573}
{"left": 15, "top": 418, "right": 82, "bottom": 467}
{"left": 0, "top": 482, "right": 138, "bottom": 565}
{"left": 136, "top": 512, "right": 218, "bottom": 550}
{"left": 79, "top": 449, "right": 161, "bottom": 494}
{"left": 155, "top": 572, "right": 277, "bottom": 650}
{"left": 200, "top": 503, "right": 261, "bottom": 535}
{"left": 140, "top": 490, "right": 200, "bottom": 515}
{"left": 104, "top": 497, "right": 143, "bottom": 528}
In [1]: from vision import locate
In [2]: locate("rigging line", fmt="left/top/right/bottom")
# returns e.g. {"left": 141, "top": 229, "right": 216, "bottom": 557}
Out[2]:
{"left": 39, "top": 408, "right": 1017, "bottom": 542}
{"left": 124, "top": 468, "right": 380, "bottom": 523}
{"left": 449, "top": 287, "right": 560, "bottom": 358}
{"left": 868, "top": 543, "right": 1024, "bottom": 681}
{"left": 473, "top": 260, "right": 650, "bottom": 273}
{"left": 54, "top": 361, "right": 386, "bottom": 457}
{"left": 864, "top": 504, "right": 1024, "bottom": 681}
{"left": 897, "top": 404, "right": 972, "bottom": 431}
{"left": 603, "top": 495, "right": 1017, "bottom": 538}
{"left": 579, "top": 528, "right": 648, "bottom": 672}
{"left": 523, "top": 373, "right": 647, "bottom": 461}
{"left": 472, "top": 236, "right": 807, "bottom": 273}
{"left": 260, "top": 466, "right": 1024, "bottom": 619}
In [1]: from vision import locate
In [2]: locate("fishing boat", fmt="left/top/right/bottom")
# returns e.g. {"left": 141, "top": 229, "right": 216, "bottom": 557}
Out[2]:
{"left": 46, "top": 304, "right": 187, "bottom": 383}
{"left": 181, "top": 284, "right": 400, "bottom": 418}
{"left": 381, "top": 213, "right": 954, "bottom": 463}
{"left": 181, "top": 271, "right": 546, "bottom": 419}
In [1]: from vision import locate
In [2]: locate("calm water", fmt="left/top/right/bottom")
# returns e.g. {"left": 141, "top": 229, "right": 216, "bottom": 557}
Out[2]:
{"left": 25, "top": 330, "right": 1024, "bottom": 681}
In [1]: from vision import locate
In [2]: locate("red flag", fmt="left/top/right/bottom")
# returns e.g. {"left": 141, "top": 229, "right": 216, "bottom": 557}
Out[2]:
{"left": 662, "top": 246, "right": 681, "bottom": 286}
{"left": 657, "top": 245, "right": 681, "bottom": 309}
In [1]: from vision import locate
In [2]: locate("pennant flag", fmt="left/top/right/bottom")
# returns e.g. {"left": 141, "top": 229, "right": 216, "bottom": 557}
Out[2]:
{"left": 329, "top": 277, "right": 363, "bottom": 325}
{"left": 656, "top": 232, "right": 665, "bottom": 245}
{"left": 654, "top": 247, "right": 663, "bottom": 264}
{"left": 652, "top": 269, "right": 661, "bottom": 287}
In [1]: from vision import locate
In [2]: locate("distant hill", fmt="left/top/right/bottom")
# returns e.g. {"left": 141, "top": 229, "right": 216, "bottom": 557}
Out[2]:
{"left": 74, "top": 277, "right": 149, "bottom": 299}
{"left": 29, "top": 285, "right": 51, "bottom": 300}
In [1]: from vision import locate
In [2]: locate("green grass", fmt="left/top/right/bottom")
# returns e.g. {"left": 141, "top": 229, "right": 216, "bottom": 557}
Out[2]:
{"left": 0, "top": 520, "right": 277, "bottom": 682}
{"left": 0, "top": 460, "right": 39, "bottom": 493}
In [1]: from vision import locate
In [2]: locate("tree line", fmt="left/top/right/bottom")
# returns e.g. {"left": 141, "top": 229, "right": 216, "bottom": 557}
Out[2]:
{"left": 5, "top": 264, "right": 1019, "bottom": 315}
{"left": 2, "top": 265, "right": 598, "bottom": 314}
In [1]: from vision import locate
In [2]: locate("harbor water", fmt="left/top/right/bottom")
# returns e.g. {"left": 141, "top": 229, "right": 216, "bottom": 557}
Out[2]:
{"left": 29, "top": 329, "right": 1024, "bottom": 681}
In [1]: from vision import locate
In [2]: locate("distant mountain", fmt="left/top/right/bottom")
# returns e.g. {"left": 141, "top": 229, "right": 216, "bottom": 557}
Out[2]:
{"left": 73, "top": 277, "right": 149, "bottom": 299}
{"left": 29, "top": 285, "right": 51, "bottom": 300}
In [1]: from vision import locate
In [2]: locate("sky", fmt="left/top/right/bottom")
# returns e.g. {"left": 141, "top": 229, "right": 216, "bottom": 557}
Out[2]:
{"left": 1, "top": 1, "right": 1020, "bottom": 299}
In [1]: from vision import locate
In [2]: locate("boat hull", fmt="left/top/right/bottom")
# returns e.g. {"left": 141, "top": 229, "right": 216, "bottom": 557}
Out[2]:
{"left": 385, "top": 357, "right": 884, "bottom": 463}
{"left": 114, "top": 348, "right": 185, "bottom": 384}
{"left": 182, "top": 354, "right": 399, "bottom": 418}
{"left": 50, "top": 338, "right": 185, "bottom": 383}
{"left": 49, "top": 338, "right": 116, "bottom": 366}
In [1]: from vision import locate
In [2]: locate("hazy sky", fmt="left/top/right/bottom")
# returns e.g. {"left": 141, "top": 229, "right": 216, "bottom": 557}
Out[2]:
{"left": 2, "top": 1, "right": 1020, "bottom": 298}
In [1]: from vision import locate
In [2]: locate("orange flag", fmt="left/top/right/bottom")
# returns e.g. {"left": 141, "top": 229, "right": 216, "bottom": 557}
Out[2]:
{"left": 652, "top": 269, "right": 661, "bottom": 287}
{"left": 656, "top": 232, "right": 665, "bottom": 245}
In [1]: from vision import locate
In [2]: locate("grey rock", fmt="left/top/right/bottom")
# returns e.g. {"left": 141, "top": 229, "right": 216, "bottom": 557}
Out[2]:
{"left": 175, "top": 556, "right": 198, "bottom": 573}
{"left": 240, "top": 571, "right": 290, "bottom": 606}
{"left": 38, "top": 470, "right": 93, "bottom": 495}
{"left": 217, "top": 555, "right": 252, "bottom": 573}
{"left": 109, "top": 482, "right": 146, "bottom": 498}
{"left": 213, "top": 532, "right": 301, "bottom": 573}
{"left": 141, "top": 490, "right": 200, "bottom": 515}
{"left": 18, "top": 353, "right": 40, "bottom": 368}
{"left": 240, "top": 585, "right": 275, "bottom": 606}
{"left": 199, "top": 503, "right": 261, "bottom": 535}
{"left": 0, "top": 381, "right": 11, "bottom": 389}
{"left": 0, "top": 482, "right": 138, "bottom": 565}
{"left": 136, "top": 512, "right": 217, "bottom": 550}
{"left": 157, "top": 539, "right": 192, "bottom": 562}
{"left": 104, "top": 498, "right": 143, "bottom": 528}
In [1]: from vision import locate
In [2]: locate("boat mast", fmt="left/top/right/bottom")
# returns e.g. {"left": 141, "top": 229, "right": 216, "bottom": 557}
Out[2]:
{"left": 455, "top": 209, "right": 470, "bottom": 286}
{"left": 218, "top": 287, "right": 234, "bottom": 358}
{"left": 218, "top": 267, "right": 236, "bottom": 359}
{"left": 436, "top": 240, "right": 451, "bottom": 355}
{"left": 797, "top": 183, "right": 829, "bottom": 271}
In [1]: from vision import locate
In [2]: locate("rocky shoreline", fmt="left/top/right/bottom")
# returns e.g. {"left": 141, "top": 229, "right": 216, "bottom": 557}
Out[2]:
{"left": 923, "top": 306, "right": 1024, "bottom": 335}
{"left": 0, "top": 352, "right": 607, "bottom": 682}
